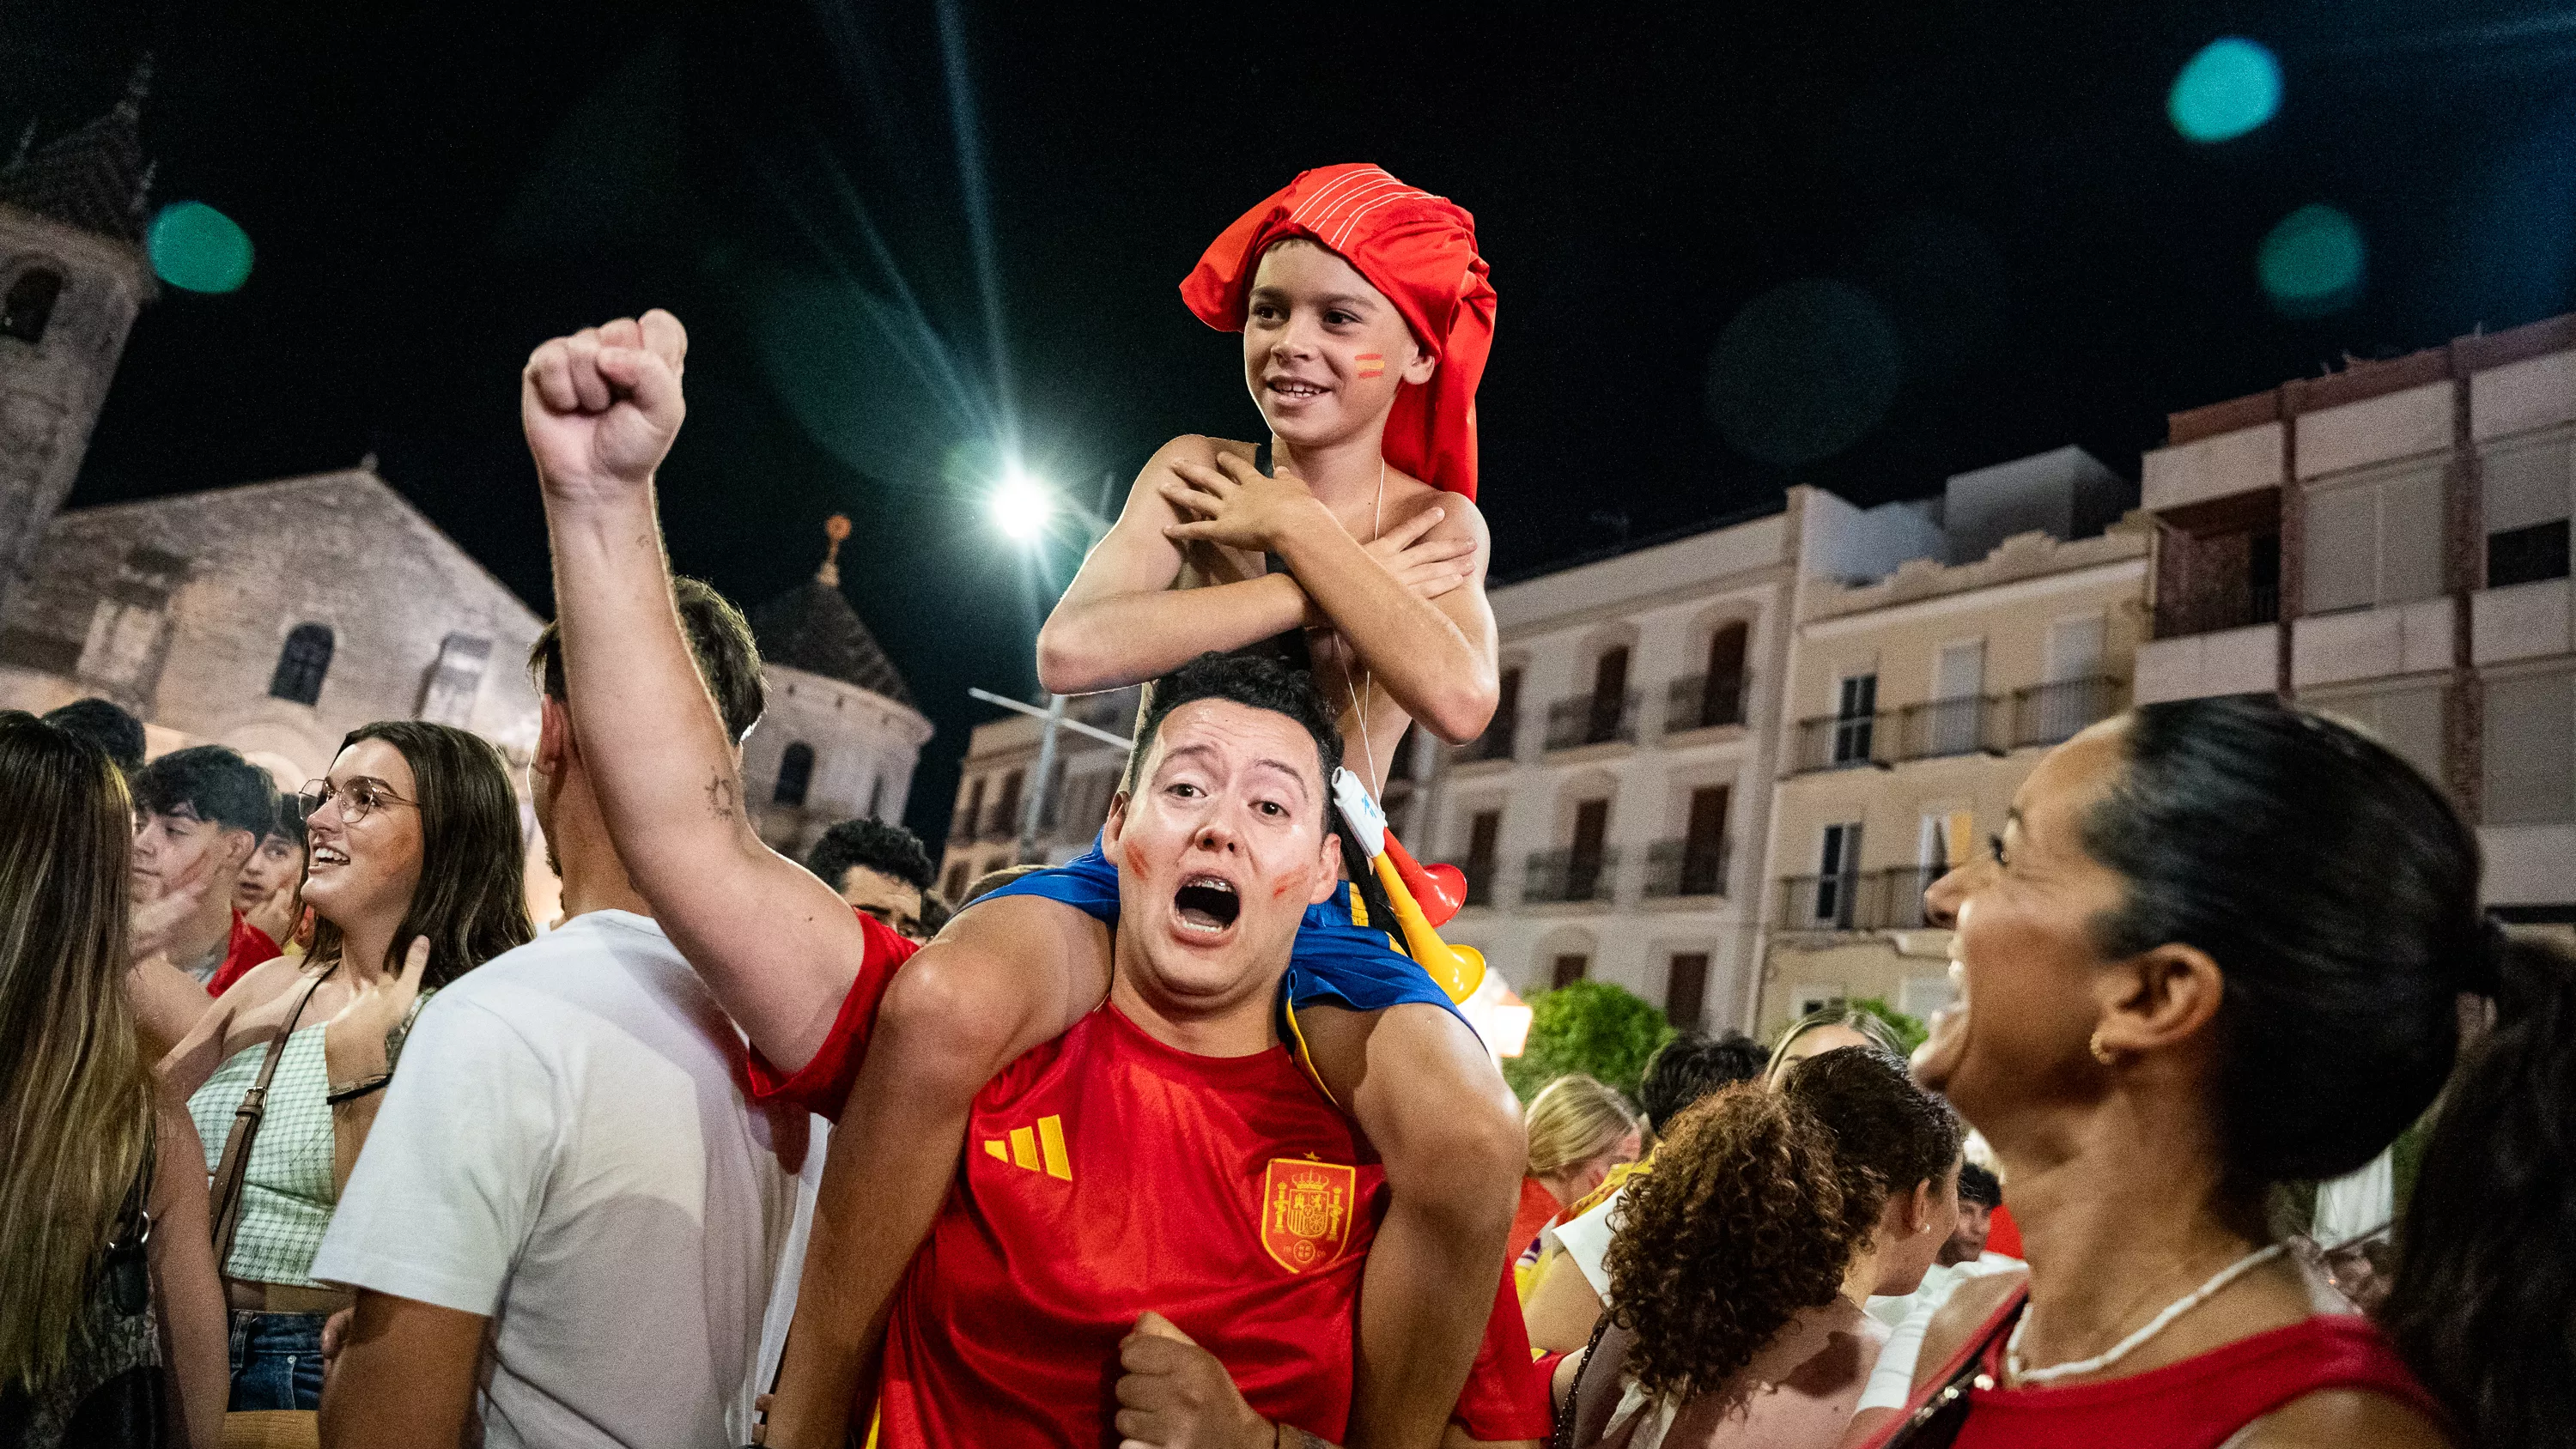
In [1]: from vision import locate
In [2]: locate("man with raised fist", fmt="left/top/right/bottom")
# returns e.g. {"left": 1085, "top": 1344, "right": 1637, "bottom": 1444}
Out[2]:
{"left": 516, "top": 312, "right": 1544, "bottom": 1449}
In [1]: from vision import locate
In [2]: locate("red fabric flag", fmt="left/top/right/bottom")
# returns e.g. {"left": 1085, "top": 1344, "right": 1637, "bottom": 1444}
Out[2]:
{"left": 1181, "top": 164, "right": 1498, "bottom": 500}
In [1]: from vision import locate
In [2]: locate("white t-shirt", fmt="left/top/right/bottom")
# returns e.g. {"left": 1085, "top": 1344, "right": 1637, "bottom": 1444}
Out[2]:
{"left": 313, "top": 910, "right": 805, "bottom": 1449}
{"left": 1855, "top": 1253, "right": 2024, "bottom": 1412}
{"left": 1541, "top": 1182, "right": 1625, "bottom": 1299}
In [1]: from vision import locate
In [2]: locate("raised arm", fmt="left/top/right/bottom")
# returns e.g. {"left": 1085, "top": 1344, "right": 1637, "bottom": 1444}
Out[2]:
{"left": 523, "top": 311, "right": 869, "bottom": 1074}
{"left": 1162, "top": 452, "right": 1497, "bottom": 743}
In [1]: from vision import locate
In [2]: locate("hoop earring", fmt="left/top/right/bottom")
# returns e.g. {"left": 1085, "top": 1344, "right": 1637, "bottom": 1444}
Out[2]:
{"left": 2089, "top": 1030, "right": 2117, "bottom": 1065}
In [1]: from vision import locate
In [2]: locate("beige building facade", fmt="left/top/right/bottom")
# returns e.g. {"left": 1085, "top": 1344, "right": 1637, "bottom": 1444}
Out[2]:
{"left": 1413, "top": 507, "right": 1800, "bottom": 1033}
{"left": 2136, "top": 315, "right": 2576, "bottom": 919}
{"left": 935, "top": 687, "right": 1141, "bottom": 900}
{"left": 1756, "top": 458, "right": 2147, "bottom": 1035}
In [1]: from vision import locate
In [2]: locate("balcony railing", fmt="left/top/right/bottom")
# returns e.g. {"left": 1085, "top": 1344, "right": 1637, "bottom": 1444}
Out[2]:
{"left": 1455, "top": 715, "right": 1517, "bottom": 765}
{"left": 1523, "top": 846, "right": 1619, "bottom": 905}
{"left": 1794, "top": 678, "right": 2125, "bottom": 773}
{"left": 2157, "top": 579, "right": 2281, "bottom": 640}
{"left": 2010, "top": 676, "right": 2123, "bottom": 748}
{"left": 981, "top": 805, "right": 1023, "bottom": 842}
{"left": 1545, "top": 691, "right": 1640, "bottom": 751}
{"left": 1793, "top": 711, "right": 1896, "bottom": 772}
{"left": 1776, "top": 867, "right": 1944, "bottom": 932}
{"left": 1663, "top": 674, "right": 1749, "bottom": 735}
{"left": 1643, "top": 839, "right": 1731, "bottom": 899}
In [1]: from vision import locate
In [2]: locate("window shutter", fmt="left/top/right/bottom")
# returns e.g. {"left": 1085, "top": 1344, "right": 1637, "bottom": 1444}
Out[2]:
{"left": 2305, "top": 487, "right": 2376, "bottom": 614}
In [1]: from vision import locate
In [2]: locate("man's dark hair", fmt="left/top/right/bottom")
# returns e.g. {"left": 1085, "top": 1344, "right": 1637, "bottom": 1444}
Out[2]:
{"left": 41, "top": 698, "right": 145, "bottom": 773}
{"left": 131, "top": 744, "right": 275, "bottom": 836}
{"left": 264, "top": 791, "right": 307, "bottom": 849}
{"left": 1638, "top": 1029, "right": 1768, "bottom": 1136}
{"left": 1957, "top": 1161, "right": 2002, "bottom": 1210}
{"left": 805, "top": 818, "right": 935, "bottom": 894}
{"left": 1127, "top": 653, "right": 1344, "bottom": 795}
{"left": 529, "top": 576, "right": 765, "bottom": 745}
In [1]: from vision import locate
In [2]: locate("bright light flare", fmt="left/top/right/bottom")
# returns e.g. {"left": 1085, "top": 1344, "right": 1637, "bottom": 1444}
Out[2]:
{"left": 147, "top": 202, "right": 254, "bottom": 294}
{"left": 2170, "top": 38, "right": 2281, "bottom": 143}
{"left": 991, "top": 468, "right": 1054, "bottom": 542}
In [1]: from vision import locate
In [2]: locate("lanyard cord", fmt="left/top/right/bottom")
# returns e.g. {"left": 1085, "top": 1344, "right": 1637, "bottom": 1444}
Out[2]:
{"left": 1340, "top": 459, "right": 1387, "bottom": 789}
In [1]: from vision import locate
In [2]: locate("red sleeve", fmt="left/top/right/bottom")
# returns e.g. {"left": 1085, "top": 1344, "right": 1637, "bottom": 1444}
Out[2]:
{"left": 1985, "top": 1201, "right": 2025, "bottom": 1259}
{"left": 1449, "top": 1264, "right": 1554, "bottom": 1442}
{"left": 206, "top": 913, "right": 280, "bottom": 997}
{"left": 743, "top": 911, "right": 922, "bottom": 1120}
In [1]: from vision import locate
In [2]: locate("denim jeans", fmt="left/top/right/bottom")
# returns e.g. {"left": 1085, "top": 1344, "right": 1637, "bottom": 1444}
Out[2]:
{"left": 227, "top": 1310, "right": 327, "bottom": 1411}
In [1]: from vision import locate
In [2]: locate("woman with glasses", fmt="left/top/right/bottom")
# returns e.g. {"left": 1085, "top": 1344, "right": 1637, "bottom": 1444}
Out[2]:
{"left": 161, "top": 722, "right": 531, "bottom": 1411}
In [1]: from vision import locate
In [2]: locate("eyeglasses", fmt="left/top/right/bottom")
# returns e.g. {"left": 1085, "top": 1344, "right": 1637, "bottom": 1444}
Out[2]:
{"left": 298, "top": 777, "right": 418, "bottom": 826}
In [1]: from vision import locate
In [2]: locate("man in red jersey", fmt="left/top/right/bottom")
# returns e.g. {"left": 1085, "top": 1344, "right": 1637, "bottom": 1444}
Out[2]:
{"left": 521, "top": 311, "right": 1547, "bottom": 1448}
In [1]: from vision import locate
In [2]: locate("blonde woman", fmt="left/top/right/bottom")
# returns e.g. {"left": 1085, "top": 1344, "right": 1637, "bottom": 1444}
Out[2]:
{"left": 1512, "top": 1075, "right": 1642, "bottom": 1271}
{"left": 0, "top": 712, "right": 226, "bottom": 1447}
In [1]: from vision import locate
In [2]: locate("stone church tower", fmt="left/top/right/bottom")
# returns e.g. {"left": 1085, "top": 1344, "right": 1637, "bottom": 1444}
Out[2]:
{"left": 0, "top": 64, "right": 158, "bottom": 613}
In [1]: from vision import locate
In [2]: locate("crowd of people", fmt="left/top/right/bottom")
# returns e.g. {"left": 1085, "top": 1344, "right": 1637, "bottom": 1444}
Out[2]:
{"left": 3, "top": 161, "right": 2573, "bottom": 1449}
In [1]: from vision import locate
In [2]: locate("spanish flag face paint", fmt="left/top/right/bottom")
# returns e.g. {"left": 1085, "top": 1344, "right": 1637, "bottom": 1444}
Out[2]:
{"left": 1355, "top": 353, "right": 1387, "bottom": 379}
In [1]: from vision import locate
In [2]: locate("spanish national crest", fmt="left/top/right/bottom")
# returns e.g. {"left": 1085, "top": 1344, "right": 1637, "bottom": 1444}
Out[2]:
{"left": 1259, "top": 1156, "right": 1356, "bottom": 1274}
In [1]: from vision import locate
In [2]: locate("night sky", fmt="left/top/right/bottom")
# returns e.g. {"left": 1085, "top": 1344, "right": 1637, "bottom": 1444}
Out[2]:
{"left": 14, "top": 0, "right": 2576, "bottom": 852}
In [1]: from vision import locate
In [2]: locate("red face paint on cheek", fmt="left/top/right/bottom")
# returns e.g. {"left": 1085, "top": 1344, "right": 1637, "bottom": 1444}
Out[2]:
{"left": 1121, "top": 840, "right": 1148, "bottom": 875}
{"left": 1354, "top": 353, "right": 1386, "bottom": 379}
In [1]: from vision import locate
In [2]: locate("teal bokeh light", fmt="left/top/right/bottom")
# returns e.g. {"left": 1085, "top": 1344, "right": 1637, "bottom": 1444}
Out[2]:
{"left": 2169, "top": 38, "right": 2281, "bottom": 143}
{"left": 147, "top": 202, "right": 254, "bottom": 294}
{"left": 2257, "top": 205, "right": 2365, "bottom": 318}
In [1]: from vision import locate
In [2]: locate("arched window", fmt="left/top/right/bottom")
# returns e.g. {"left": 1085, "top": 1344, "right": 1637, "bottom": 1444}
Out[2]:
{"left": 774, "top": 743, "right": 816, "bottom": 806}
{"left": 268, "top": 623, "right": 334, "bottom": 705}
{"left": 1, "top": 269, "right": 62, "bottom": 344}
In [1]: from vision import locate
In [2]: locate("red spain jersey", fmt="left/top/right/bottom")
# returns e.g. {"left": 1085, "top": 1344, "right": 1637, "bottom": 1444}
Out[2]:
{"left": 750, "top": 915, "right": 1550, "bottom": 1447}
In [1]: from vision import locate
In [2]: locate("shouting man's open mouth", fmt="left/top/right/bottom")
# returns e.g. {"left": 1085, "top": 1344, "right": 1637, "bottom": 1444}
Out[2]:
{"left": 1174, "top": 875, "right": 1242, "bottom": 937}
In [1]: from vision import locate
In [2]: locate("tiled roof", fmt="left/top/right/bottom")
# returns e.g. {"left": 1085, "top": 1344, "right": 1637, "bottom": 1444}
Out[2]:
{"left": 0, "top": 66, "right": 152, "bottom": 242}
{"left": 750, "top": 579, "right": 915, "bottom": 707}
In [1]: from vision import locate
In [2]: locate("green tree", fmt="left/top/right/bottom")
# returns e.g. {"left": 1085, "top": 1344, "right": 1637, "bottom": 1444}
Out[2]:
{"left": 1504, "top": 979, "right": 1674, "bottom": 1102}
{"left": 1845, "top": 996, "right": 1928, "bottom": 1057}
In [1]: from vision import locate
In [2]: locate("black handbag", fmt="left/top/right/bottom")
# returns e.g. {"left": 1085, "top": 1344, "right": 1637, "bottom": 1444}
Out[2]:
{"left": 1874, "top": 1285, "right": 2026, "bottom": 1449}
{"left": 0, "top": 1132, "right": 169, "bottom": 1449}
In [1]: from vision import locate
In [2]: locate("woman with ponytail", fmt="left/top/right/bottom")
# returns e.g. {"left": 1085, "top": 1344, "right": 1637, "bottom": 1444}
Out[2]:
{"left": 2380, "top": 922, "right": 2574, "bottom": 1446}
{"left": 1870, "top": 694, "right": 2568, "bottom": 1448}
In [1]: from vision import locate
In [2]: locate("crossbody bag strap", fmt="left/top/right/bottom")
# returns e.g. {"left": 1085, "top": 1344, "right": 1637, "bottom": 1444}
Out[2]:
{"left": 209, "top": 964, "right": 336, "bottom": 1270}
{"left": 1874, "top": 1280, "right": 2029, "bottom": 1449}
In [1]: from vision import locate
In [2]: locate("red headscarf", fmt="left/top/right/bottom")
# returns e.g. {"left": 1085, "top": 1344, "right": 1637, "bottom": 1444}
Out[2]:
{"left": 1181, "top": 164, "right": 1498, "bottom": 500}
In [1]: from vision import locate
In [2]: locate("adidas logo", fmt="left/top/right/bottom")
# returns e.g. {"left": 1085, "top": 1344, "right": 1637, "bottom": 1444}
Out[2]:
{"left": 981, "top": 1113, "right": 1072, "bottom": 1180}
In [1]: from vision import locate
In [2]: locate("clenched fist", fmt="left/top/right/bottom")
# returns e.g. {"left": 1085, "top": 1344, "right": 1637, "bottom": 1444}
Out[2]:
{"left": 1114, "top": 1313, "right": 1273, "bottom": 1449}
{"left": 522, "top": 310, "right": 690, "bottom": 505}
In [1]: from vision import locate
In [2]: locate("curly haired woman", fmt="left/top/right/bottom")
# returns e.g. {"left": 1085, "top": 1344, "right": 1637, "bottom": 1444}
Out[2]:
{"left": 1556, "top": 1046, "right": 1963, "bottom": 1449}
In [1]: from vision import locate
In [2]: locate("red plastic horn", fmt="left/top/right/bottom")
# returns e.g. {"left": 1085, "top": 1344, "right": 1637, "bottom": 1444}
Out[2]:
{"left": 1382, "top": 831, "right": 1463, "bottom": 927}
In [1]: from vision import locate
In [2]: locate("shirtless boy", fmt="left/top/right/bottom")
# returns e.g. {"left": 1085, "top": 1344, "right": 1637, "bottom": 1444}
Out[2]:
{"left": 755, "top": 165, "right": 1523, "bottom": 1449}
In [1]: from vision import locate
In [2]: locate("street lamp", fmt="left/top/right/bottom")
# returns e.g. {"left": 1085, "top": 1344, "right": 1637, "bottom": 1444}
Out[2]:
{"left": 989, "top": 466, "right": 1054, "bottom": 542}
{"left": 977, "top": 468, "right": 1118, "bottom": 862}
